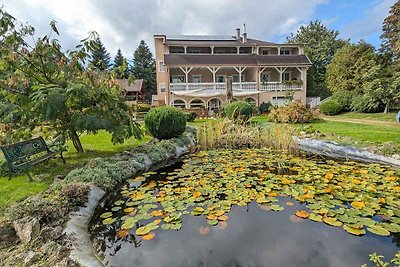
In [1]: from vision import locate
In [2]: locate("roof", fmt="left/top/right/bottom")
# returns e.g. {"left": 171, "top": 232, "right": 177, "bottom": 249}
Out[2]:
{"left": 164, "top": 54, "right": 312, "bottom": 66}
{"left": 117, "top": 79, "right": 144, "bottom": 92}
{"left": 165, "top": 35, "right": 277, "bottom": 46}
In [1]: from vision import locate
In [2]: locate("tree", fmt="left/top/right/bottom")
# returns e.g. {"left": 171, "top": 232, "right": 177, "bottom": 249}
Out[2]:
{"left": 131, "top": 40, "right": 156, "bottom": 101}
{"left": 381, "top": 0, "right": 400, "bottom": 59}
{"left": 0, "top": 8, "right": 142, "bottom": 152}
{"left": 379, "top": 0, "right": 400, "bottom": 113}
{"left": 89, "top": 37, "right": 111, "bottom": 71}
{"left": 327, "top": 42, "right": 384, "bottom": 112}
{"left": 112, "top": 49, "right": 129, "bottom": 79}
{"left": 287, "top": 20, "right": 348, "bottom": 98}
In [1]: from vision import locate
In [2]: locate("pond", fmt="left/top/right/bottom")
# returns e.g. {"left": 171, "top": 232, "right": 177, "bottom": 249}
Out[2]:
{"left": 90, "top": 149, "right": 400, "bottom": 267}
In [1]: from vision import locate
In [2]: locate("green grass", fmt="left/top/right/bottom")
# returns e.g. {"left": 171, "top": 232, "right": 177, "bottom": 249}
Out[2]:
{"left": 329, "top": 111, "right": 398, "bottom": 122}
{"left": 305, "top": 120, "right": 400, "bottom": 144}
{"left": 0, "top": 131, "right": 150, "bottom": 212}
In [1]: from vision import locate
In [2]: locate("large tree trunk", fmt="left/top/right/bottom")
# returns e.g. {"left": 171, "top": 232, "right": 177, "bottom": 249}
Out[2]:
{"left": 69, "top": 130, "right": 84, "bottom": 153}
{"left": 384, "top": 101, "right": 390, "bottom": 114}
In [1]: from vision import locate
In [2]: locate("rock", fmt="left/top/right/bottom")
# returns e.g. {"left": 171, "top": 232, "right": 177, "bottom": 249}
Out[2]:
{"left": 392, "top": 154, "right": 400, "bottom": 160}
{"left": 40, "top": 226, "right": 63, "bottom": 241}
{"left": 24, "top": 251, "right": 42, "bottom": 266}
{"left": 13, "top": 217, "right": 40, "bottom": 244}
{"left": 0, "top": 223, "right": 17, "bottom": 248}
{"left": 41, "top": 241, "right": 61, "bottom": 255}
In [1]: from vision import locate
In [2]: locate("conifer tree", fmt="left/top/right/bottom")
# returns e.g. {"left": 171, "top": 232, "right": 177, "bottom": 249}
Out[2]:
{"left": 89, "top": 37, "right": 111, "bottom": 71}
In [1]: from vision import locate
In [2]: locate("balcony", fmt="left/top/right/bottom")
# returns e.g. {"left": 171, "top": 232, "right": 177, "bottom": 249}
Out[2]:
{"left": 170, "top": 82, "right": 301, "bottom": 92}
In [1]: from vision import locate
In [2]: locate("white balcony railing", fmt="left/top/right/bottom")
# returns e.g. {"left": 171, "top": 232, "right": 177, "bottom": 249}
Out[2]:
{"left": 170, "top": 82, "right": 302, "bottom": 92}
{"left": 260, "top": 82, "right": 302, "bottom": 91}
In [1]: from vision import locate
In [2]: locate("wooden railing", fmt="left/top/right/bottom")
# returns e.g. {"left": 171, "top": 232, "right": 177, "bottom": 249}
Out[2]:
{"left": 170, "top": 82, "right": 301, "bottom": 92}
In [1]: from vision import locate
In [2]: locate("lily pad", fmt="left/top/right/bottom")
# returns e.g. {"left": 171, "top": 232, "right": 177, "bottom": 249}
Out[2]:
{"left": 367, "top": 225, "right": 390, "bottom": 236}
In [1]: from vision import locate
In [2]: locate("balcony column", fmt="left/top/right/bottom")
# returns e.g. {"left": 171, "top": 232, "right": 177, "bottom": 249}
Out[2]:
{"left": 233, "top": 66, "right": 247, "bottom": 90}
{"left": 236, "top": 46, "right": 240, "bottom": 54}
{"left": 210, "top": 46, "right": 214, "bottom": 54}
{"left": 184, "top": 46, "right": 187, "bottom": 54}
{"left": 259, "top": 66, "right": 267, "bottom": 91}
{"left": 179, "top": 67, "right": 193, "bottom": 90}
{"left": 278, "top": 46, "right": 281, "bottom": 55}
{"left": 207, "top": 67, "right": 220, "bottom": 90}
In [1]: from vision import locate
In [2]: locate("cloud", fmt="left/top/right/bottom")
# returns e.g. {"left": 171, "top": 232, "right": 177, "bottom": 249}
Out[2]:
{"left": 1, "top": 0, "right": 326, "bottom": 58}
{"left": 340, "top": 0, "right": 397, "bottom": 42}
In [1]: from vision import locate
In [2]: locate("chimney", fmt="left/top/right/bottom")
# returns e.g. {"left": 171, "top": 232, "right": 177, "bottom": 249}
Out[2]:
{"left": 236, "top": 28, "right": 241, "bottom": 40}
{"left": 242, "top": 24, "right": 248, "bottom": 43}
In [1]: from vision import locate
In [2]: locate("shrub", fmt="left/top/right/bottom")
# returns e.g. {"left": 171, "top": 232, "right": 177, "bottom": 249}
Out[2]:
{"left": 134, "top": 104, "right": 151, "bottom": 112}
{"left": 332, "top": 90, "right": 357, "bottom": 111}
{"left": 184, "top": 111, "right": 197, "bottom": 122}
{"left": 59, "top": 183, "right": 91, "bottom": 207}
{"left": 224, "top": 101, "right": 254, "bottom": 121}
{"left": 320, "top": 100, "right": 343, "bottom": 115}
{"left": 259, "top": 102, "right": 272, "bottom": 114}
{"left": 268, "top": 101, "right": 317, "bottom": 123}
{"left": 144, "top": 106, "right": 187, "bottom": 139}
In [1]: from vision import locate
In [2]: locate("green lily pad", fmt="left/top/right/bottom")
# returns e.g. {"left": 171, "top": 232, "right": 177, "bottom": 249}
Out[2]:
{"left": 269, "top": 204, "right": 284, "bottom": 211}
{"left": 121, "top": 217, "right": 137, "bottom": 230}
{"left": 343, "top": 225, "right": 365, "bottom": 236}
{"left": 367, "top": 225, "right": 390, "bottom": 236}
{"left": 102, "top": 218, "right": 116, "bottom": 225}
{"left": 100, "top": 212, "right": 113, "bottom": 219}
{"left": 136, "top": 226, "right": 151, "bottom": 236}
{"left": 207, "top": 219, "right": 218, "bottom": 226}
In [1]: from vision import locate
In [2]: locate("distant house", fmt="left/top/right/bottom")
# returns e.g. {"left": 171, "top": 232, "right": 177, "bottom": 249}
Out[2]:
{"left": 117, "top": 79, "right": 144, "bottom": 103}
{"left": 153, "top": 27, "right": 311, "bottom": 109}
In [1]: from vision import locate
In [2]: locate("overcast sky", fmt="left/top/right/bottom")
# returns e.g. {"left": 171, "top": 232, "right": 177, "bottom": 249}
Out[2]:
{"left": 1, "top": 0, "right": 396, "bottom": 60}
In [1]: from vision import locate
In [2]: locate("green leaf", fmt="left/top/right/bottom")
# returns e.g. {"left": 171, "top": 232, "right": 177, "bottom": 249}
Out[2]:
{"left": 367, "top": 225, "right": 390, "bottom": 236}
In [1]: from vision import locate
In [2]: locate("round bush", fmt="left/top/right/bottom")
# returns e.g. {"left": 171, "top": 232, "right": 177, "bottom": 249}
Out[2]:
{"left": 259, "top": 102, "right": 272, "bottom": 114}
{"left": 320, "top": 100, "right": 343, "bottom": 115}
{"left": 144, "top": 106, "right": 187, "bottom": 139}
{"left": 224, "top": 101, "right": 254, "bottom": 121}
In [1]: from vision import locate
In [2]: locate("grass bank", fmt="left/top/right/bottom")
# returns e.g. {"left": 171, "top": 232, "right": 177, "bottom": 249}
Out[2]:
{"left": 0, "top": 131, "right": 150, "bottom": 212}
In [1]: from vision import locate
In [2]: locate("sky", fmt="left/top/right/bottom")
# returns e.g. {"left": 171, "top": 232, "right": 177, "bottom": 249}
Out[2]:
{"left": 1, "top": 0, "right": 397, "bottom": 59}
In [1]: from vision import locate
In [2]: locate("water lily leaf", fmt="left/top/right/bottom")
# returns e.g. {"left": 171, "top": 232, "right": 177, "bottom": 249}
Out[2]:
{"left": 111, "top": 206, "right": 121, "bottom": 212}
{"left": 286, "top": 202, "right": 294, "bottom": 206}
{"left": 121, "top": 217, "right": 138, "bottom": 230}
{"left": 100, "top": 212, "right": 113, "bottom": 219}
{"left": 270, "top": 204, "right": 284, "bottom": 211}
{"left": 295, "top": 210, "right": 309, "bottom": 219}
{"left": 102, "top": 218, "right": 116, "bottom": 225}
{"left": 322, "top": 217, "right": 343, "bottom": 227}
{"left": 142, "top": 232, "right": 155, "bottom": 240}
{"left": 351, "top": 201, "right": 365, "bottom": 209}
{"left": 309, "top": 214, "right": 322, "bottom": 222}
{"left": 117, "top": 229, "right": 129, "bottom": 238}
{"left": 136, "top": 226, "right": 151, "bottom": 236}
{"left": 343, "top": 225, "right": 365, "bottom": 236}
{"left": 367, "top": 225, "right": 390, "bottom": 236}
{"left": 170, "top": 223, "right": 182, "bottom": 231}
{"left": 207, "top": 219, "right": 218, "bottom": 226}
{"left": 161, "top": 223, "right": 172, "bottom": 230}
{"left": 124, "top": 207, "right": 136, "bottom": 214}
{"left": 218, "top": 215, "right": 229, "bottom": 221}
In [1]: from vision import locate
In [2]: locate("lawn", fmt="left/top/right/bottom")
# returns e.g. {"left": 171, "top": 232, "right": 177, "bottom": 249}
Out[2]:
{"left": 0, "top": 131, "right": 150, "bottom": 213}
{"left": 331, "top": 111, "right": 398, "bottom": 122}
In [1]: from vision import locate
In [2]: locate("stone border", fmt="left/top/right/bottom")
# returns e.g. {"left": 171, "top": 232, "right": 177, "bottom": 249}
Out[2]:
{"left": 294, "top": 137, "right": 400, "bottom": 167}
{"left": 63, "top": 127, "right": 197, "bottom": 266}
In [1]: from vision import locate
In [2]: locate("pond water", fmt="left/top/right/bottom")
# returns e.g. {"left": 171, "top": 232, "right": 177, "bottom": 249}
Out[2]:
{"left": 90, "top": 149, "right": 400, "bottom": 267}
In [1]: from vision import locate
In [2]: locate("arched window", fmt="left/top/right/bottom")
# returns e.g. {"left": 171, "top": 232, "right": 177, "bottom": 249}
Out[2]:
{"left": 208, "top": 98, "right": 223, "bottom": 110}
{"left": 171, "top": 99, "right": 186, "bottom": 109}
{"left": 189, "top": 99, "right": 206, "bottom": 109}
{"left": 244, "top": 97, "right": 257, "bottom": 105}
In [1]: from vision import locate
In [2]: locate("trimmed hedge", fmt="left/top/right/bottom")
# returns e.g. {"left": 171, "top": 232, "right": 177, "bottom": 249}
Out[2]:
{"left": 224, "top": 101, "right": 253, "bottom": 121}
{"left": 144, "top": 106, "right": 187, "bottom": 139}
{"left": 320, "top": 100, "right": 343, "bottom": 115}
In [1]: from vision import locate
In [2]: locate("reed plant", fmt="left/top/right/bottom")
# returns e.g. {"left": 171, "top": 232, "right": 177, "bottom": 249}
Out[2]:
{"left": 196, "top": 119, "right": 297, "bottom": 153}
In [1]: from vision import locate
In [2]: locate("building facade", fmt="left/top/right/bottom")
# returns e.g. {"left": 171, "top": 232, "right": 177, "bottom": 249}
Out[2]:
{"left": 153, "top": 28, "right": 311, "bottom": 110}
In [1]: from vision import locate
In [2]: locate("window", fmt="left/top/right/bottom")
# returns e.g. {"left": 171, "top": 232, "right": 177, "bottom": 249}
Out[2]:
{"left": 192, "top": 75, "right": 202, "bottom": 83}
{"left": 272, "top": 97, "right": 289, "bottom": 107}
{"left": 261, "top": 72, "right": 270, "bottom": 82}
{"left": 282, "top": 72, "right": 292, "bottom": 81}
{"left": 172, "top": 99, "right": 186, "bottom": 109}
{"left": 158, "top": 61, "right": 165, "bottom": 72}
{"left": 280, "top": 49, "right": 291, "bottom": 55}
{"left": 159, "top": 84, "right": 166, "bottom": 93}
{"left": 171, "top": 75, "right": 185, "bottom": 83}
{"left": 260, "top": 48, "right": 270, "bottom": 55}
{"left": 232, "top": 74, "right": 245, "bottom": 83}
{"left": 217, "top": 75, "right": 225, "bottom": 83}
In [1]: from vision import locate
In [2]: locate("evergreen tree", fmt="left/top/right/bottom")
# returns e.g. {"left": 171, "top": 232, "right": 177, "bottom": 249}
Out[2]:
{"left": 287, "top": 21, "right": 348, "bottom": 99}
{"left": 131, "top": 40, "right": 156, "bottom": 101}
{"left": 89, "top": 37, "right": 111, "bottom": 71}
{"left": 112, "top": 49, "right": 129, "bottom": 79}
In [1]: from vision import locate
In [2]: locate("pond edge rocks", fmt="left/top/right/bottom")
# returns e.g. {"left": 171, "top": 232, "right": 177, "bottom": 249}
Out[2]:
{"left": 63, "top": 126, "right": 196, "bottom": 266}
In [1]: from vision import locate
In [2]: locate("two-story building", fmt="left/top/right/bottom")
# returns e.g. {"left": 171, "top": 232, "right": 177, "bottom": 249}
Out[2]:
{"left": 153, "top": 28, "right": 311, "bottom": 110}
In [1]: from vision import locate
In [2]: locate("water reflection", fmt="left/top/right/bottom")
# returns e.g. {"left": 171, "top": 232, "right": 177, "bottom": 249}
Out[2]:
{"left": 92, "top": 197, "right": 397, "bottom": 267}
